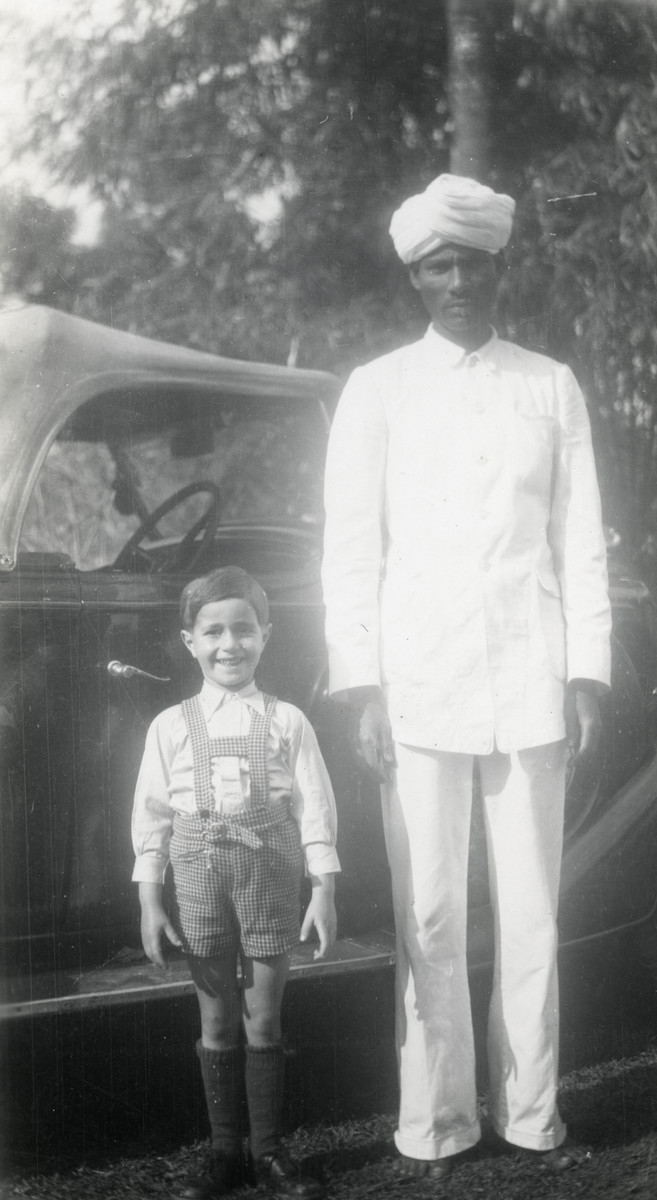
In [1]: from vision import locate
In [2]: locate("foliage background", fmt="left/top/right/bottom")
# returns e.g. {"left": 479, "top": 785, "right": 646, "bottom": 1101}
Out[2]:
{"left": 2, "top": 0, "right": 657, "bottom": 568}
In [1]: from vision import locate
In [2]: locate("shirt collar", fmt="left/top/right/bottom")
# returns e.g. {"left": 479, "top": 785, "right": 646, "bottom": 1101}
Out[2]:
{"left": 199, "top": 679, "right": 265, "bottom": 716}
{"left": 423, "top": 324, "right": 498, "bottom": 369}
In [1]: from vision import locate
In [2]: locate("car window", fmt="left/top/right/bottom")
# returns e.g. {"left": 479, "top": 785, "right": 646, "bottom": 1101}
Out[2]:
{"left": 19, "top": 389, "right": 326, "bottom": 571}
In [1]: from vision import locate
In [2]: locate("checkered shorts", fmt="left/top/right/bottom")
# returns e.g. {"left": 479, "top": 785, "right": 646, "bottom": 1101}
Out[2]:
{"left": 169, "top": 806, "right": 303, "bottom": 959}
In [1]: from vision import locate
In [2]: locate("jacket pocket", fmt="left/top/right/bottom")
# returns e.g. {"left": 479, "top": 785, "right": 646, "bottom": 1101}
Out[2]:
{"left": 537, "top": 567, "right": 562, "bottom": 599}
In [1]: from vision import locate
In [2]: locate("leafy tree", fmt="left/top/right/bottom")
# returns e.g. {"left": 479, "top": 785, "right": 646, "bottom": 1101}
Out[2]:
{"left": 0, "top": 188, "right": 78, "bottom": 307}
{"left": 505, "top": 1, "right": 657, "bottom": 556}
{"left": 13, "top": 0, "right": 657, "bottom": 555}
{"left": 23, "top": 1, "right": 307, "bottom": 354}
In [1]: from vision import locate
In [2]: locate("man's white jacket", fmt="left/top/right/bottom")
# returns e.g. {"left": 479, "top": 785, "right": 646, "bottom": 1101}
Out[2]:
{"left": 322, "top": 327, "right": 612, "bottom": 754}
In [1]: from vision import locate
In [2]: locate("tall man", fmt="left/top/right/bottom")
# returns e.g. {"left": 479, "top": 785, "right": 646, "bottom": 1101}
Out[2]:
{"left": 322, "top": 175, "right": 611, "bottom": 1179}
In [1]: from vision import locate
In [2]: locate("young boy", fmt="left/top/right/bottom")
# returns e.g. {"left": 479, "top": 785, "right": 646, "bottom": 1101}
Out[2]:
{"left": 132, "top": 566, "right": 339, "bottom": 1199}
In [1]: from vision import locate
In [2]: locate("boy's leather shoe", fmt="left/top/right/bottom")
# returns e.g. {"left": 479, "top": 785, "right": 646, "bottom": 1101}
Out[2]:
{"left": 176, "top": 1151, "right": 247, "bottom": 1198}
{"left": 254, "top": 1149, "right": 324, "bottom": 1198}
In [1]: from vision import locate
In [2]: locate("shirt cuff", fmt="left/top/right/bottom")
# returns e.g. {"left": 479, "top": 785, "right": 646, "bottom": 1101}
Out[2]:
{"left": 566, "top": 639, "right": 611, "bottom": 690}
{"left": 327, "top": 652, "right": 381, "bottom": 696}
{"left": 567, "top": 677, "right": 610, "bottom": 696}
{"left": 132, "top": 855, "right": 169, "bottom": 884}
{"left": 304, "top": 843, "right": 341, "bottom": 877}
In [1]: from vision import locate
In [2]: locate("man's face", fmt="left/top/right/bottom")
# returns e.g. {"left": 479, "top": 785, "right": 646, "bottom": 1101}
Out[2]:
{"left": 409, "top": 243, "right": 499, "bottom": 351}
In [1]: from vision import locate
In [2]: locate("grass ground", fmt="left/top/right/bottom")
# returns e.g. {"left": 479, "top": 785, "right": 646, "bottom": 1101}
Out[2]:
{"left": 2, "top": 1049, "right": 657, "bottom": 1199}
{"left": 3, "top": 940, "right": 657, "bottom": 1199}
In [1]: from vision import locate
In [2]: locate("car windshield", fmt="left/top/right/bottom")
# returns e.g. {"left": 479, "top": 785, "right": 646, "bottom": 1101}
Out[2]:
{"left": 19, "top": 388, "right": 325, "bottom": 571}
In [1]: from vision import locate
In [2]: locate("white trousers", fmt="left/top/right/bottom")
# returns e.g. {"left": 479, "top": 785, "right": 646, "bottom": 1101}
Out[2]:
{"left": 381, "top": 740, "right": 567, "bottom": 1160}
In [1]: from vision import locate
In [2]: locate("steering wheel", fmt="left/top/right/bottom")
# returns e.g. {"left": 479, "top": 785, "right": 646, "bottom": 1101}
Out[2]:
{"left": 113, "top": 482, "right": 221, "bottom": 574}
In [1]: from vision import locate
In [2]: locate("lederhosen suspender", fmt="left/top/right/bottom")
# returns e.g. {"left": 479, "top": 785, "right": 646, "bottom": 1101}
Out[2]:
{"left": 181, "top": 693, "right": 289, "bottom": 852}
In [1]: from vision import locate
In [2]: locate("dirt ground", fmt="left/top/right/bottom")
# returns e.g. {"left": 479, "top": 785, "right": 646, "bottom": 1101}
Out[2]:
{"left": 3, "top": 1049, "right": 657, "bottom": 1200}
{"left": 2, "top": 934, "right": 657, "bottom": 1199}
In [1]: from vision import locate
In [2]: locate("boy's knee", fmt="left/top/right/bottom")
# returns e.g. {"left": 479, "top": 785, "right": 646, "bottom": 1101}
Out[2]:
{"left": 200, "top": 1012, "right": 242, "bottom": 1049}
{"left": 240, "top": 998, "right": 281, "bottom": 1046}
{"left": 243, "top": 1010, "right": 281, "bottom": 1045}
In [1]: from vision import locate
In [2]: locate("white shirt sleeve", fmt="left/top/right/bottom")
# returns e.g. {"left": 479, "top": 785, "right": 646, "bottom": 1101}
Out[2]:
{"left": 286, "top": 707, "right": 340, "bottom": 876}
{"left": 549, "top": 365, "right": 612, "bottom": 688}
{"left": 322, "top": 365, "right": 389, "bottom": 693}
{"left": 131, "top": 711, "right": 177, "bottom": 884}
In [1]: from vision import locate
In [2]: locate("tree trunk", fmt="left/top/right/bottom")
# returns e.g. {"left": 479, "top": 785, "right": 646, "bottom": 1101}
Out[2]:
{"left": 447, "top": 0, "right": 494, "bottom": 181}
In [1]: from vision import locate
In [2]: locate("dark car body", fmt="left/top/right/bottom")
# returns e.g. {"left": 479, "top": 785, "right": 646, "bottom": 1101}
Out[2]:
{"left": 1, "top": 304, "right": 657, "bottom": 1019}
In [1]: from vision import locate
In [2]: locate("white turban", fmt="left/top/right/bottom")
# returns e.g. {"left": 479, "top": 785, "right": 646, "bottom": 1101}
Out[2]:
{"left": 389, "top": 173, "right": 516, "bottom": 264}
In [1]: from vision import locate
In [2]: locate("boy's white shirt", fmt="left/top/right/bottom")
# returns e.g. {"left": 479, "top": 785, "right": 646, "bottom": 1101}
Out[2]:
{"left": 132, "top": 679, "right": 340, "bottom": 884}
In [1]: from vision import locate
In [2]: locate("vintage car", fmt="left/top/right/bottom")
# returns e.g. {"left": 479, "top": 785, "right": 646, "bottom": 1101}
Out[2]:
{"left": 1, "top": 303, "right": 657, "bottom": 1021}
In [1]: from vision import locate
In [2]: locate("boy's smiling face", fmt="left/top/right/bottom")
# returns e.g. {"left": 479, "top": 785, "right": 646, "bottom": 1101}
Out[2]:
{"left": 181, "top": 597, "right": 270, "bottom": 691}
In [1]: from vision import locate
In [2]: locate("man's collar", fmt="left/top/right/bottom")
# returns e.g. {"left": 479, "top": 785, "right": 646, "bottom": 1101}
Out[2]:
{"left": 199, "top": 679, "right": 264, "bottom": 715}
{"left": 423, "top": 324, "right": 498, "bottom": 367}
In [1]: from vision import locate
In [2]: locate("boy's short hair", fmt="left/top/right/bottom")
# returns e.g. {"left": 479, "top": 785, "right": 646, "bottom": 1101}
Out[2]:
{"left": 180, "top": 566, "right": 270, "bottom": 630}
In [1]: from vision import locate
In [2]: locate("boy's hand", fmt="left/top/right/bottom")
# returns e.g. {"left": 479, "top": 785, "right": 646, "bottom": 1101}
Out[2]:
{"left": 139, "top": 882, "right": 183, "bottom": 968}
{"left": 300, "top": 874, "right": 337, "bottom": 961}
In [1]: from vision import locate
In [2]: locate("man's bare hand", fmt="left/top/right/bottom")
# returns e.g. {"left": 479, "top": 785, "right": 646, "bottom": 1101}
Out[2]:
{"left": 564, "top": 688, "right": 602, "bottom": 767}
{"left": 357, "top": 700, "right": 396, "bottom": 782}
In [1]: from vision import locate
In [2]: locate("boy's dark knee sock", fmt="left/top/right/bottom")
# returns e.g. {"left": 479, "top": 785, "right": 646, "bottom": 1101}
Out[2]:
{"left": 245, "top": 1042, "right": 285, "bottom": 1159}
{"left": 195, "top": 1040, "right": 245, "bottom": 1156}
